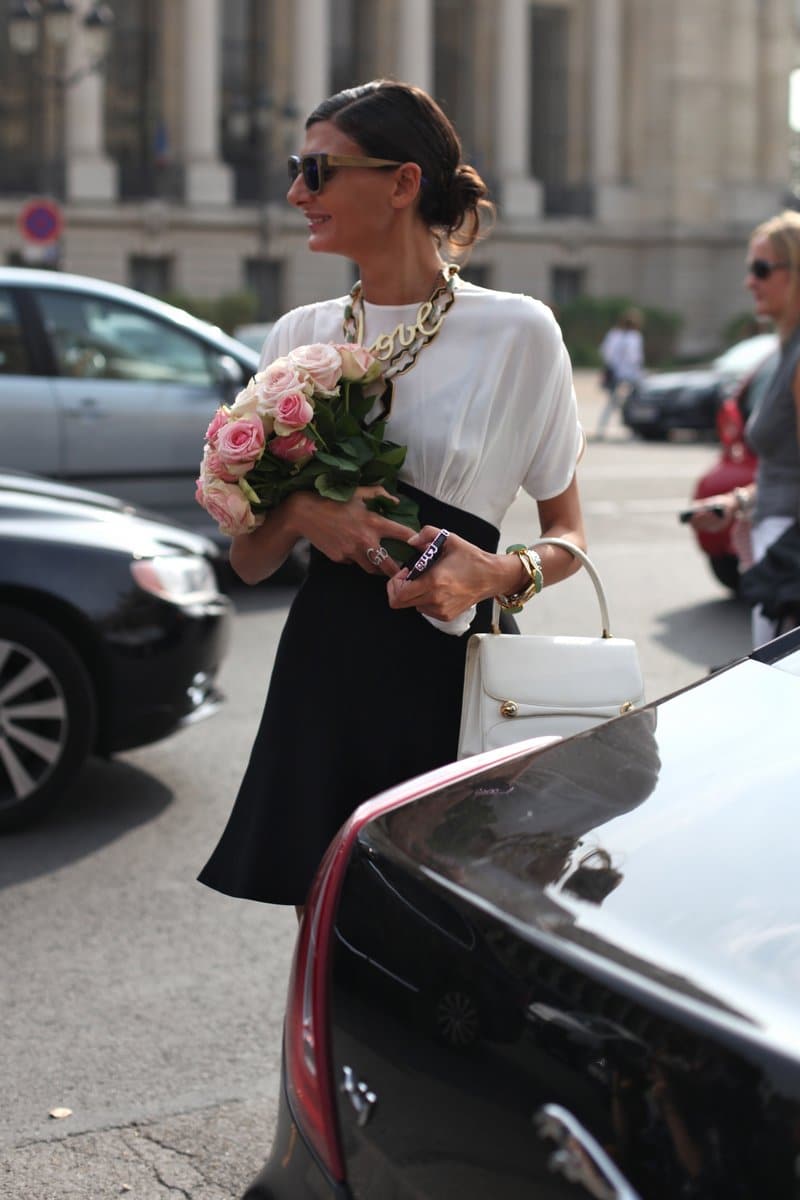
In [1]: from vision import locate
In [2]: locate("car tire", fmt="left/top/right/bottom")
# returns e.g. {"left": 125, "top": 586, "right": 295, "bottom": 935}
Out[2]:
{"left": 709, "top": 554, "right": 741, "bottom": 593}
{"left": 0, "top": 606, "right": 96, "bottom": 831}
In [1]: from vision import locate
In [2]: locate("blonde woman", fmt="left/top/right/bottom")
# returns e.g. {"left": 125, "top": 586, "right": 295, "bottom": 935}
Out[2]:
{"left": 691, "top": 210, "right": 800, "bottom": 645}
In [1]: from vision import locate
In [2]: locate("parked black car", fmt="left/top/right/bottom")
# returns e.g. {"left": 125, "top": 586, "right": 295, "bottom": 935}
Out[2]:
{"left": 623, "top": 332, "right": 777, "bottom": 440}
{"left": 0, "top": 470, "right": 232, "bottom": 830}
{"left": 247, "top": 627, "right": 800, "bottom": 1199}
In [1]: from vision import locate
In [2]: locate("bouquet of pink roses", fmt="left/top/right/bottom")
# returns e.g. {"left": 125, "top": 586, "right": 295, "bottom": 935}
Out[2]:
{"left": 195, "top": 341, "right": 419, "bottom": 546}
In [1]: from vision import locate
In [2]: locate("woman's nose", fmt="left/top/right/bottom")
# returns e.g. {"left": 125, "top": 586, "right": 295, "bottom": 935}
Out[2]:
{"left": 288, "top": 174, "right": 309, "bottom": 205}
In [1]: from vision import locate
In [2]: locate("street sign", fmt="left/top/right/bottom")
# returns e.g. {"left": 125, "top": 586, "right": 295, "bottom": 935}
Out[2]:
{"left": 18, "top": 198, "right": 64, "bottom": 245}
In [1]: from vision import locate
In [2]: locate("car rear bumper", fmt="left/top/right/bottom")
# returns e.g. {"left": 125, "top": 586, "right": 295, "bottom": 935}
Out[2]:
{"left": 242, "top": 1063, "right": 351, "bottom": 1200}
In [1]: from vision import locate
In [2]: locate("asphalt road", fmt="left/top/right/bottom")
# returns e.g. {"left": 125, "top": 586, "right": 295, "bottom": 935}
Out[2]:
{"left": 1, "top": 373, "right": 751, "bottom": 1199}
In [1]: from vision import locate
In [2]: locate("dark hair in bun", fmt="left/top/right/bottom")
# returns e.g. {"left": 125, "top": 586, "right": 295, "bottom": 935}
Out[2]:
{"left": 306, "top": 79, "right": 495, "bottom": 252}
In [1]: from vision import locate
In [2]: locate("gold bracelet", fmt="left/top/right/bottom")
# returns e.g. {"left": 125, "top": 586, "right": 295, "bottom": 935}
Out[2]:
{"left": 496, "top": 545, "right": 544, "bottom": 613}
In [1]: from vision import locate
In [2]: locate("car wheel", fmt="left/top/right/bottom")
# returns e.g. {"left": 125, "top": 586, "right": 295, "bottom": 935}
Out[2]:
{"left": 432, "top": 984, "right": 482, "bottom": 1048}
{"left": 0, "top": 607, "right": 96, "bottom": 831}
{"left": 709, "top": 554, "right": 740, "bottom": 593}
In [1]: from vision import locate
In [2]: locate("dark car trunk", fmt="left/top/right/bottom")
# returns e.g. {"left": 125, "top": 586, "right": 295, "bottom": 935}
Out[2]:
{"left": 328, "top": 665, "right": 800, "bottom": 1198}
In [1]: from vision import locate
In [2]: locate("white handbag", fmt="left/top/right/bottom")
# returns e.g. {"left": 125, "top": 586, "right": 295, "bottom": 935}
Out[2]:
{"left": 457, "top": 538, "right": 645, "bottom": 758}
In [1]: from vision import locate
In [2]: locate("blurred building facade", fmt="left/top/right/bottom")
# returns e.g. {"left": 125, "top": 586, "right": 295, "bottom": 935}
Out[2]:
{"left": 1, "top": 0, "right": 798, "bottom": 353}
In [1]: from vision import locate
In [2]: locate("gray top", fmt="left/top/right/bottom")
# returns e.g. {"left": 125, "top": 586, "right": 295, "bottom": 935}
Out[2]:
{"left": 746, "top": 326, "right": 800, "bottom": 523}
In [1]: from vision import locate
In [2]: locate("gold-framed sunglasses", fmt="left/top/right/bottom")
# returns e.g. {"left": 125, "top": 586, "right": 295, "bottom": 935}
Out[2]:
{"left": 288, "top": 153, "right": 403, "bottom": 194}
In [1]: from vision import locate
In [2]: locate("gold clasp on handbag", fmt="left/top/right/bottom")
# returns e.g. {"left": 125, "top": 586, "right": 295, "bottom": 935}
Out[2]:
{"left": 500, "top": 700, "right": 518, "bottom": 718}
{"left": 619, "top": 700, "right": 634, "bottom": 714}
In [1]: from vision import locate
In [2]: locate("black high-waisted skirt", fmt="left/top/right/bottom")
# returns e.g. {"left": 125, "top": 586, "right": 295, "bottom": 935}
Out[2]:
{"left": 197, "top": 485, "right": 504, "bottom": 906}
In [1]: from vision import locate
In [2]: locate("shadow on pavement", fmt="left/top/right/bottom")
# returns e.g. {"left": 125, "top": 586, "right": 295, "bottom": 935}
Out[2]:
{"left": 0, "top": 757, "right": 173, "bottom": 890}
{"left": 652, "top": 595, "right": 751, "bottom": 672}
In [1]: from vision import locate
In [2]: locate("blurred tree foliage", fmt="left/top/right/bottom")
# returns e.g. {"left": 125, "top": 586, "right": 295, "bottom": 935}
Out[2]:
{"left": 555, "top": 296, "right": 683, "bottom": 368}
{"left": 721, "top": 311, "right": 769, "bottom": 346}
{"left": 159, "top": 290, "right": 259, "bottom": 334}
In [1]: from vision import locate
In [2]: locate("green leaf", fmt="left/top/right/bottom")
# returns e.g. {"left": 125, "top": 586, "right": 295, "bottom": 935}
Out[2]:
{"left": 316, "top": 475, "right": 356, "bottom": 501}
{"left": 315, "top": 451, "right": 360, "bottom": 473}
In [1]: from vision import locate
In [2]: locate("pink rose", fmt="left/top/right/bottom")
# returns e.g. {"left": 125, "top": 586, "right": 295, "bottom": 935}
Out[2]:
{"left": 332, "top": 343, "right": 383, "bottom": 383}
{"left": 268, "top": 430, "right": 317, "bottom": 464}
{"left": 253, "top": 359, "right": 310, "bottom": 408}
{"left": 216, "top": 415, "right": 266, "bottom": 469}
{"left": 229, "top": 362, "right": 306, "bottom": 424}
{"left": 205, "top": 406, "right": 229, "bottom": 444}
{"left": 288, "top": 344, "right": 342, "bottom": 393}
{"left": 202, "top": 445, "right": 239, "bottom": 484}
{"left": 273, "top": 391, "right": 314, "bottom": 435}
{"left": 196, "top": 476, "right": 262, "bottom": 537}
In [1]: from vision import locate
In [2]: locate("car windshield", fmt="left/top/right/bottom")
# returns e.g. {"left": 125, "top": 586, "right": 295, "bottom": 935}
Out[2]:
{"left": 711, "top": 333, "right": 778, "bottom": 378}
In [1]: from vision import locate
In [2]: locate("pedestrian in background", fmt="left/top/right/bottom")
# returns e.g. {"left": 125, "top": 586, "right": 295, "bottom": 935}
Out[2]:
{"left": 595, "top": 308, "right": 645, "bottom": 439}
{"left": 690, "top": 210, "right": 800, "bottom": 646}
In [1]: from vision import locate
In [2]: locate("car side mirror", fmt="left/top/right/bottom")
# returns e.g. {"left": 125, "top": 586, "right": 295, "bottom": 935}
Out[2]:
{"left": 212, "top": 354, "right": 247, "bottom": 398}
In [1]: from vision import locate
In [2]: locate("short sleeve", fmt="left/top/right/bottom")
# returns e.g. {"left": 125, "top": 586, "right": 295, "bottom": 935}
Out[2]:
{"left": 519, "top": 308, "right": 583, "bottom": 501}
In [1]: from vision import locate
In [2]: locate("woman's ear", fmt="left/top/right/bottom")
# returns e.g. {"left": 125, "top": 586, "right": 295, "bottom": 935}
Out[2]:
{"left": 390, "top": 163, "right": 423, "bottom": 210}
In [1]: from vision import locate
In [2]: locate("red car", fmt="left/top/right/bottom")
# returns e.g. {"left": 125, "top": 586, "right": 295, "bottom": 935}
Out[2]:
{"left": 690, "top": 348, "right": 777, "bottom": 590}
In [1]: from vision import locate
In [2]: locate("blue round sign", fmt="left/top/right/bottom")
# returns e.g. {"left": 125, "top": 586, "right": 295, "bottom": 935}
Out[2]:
{"left": 18, "top": 198, "right": 64, "bottom": 245}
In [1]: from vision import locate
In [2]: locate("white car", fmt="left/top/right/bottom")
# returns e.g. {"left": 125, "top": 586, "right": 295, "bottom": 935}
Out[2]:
{"left": 0, "top": 267, "right": 260, "bottom": 539}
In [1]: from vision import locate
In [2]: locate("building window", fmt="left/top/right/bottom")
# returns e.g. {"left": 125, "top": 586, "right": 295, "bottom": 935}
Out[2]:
{"left": 129, "top": 256, "right": 172, "bottom": 298}
{"left": 245, "top": 259, "right": 284, "bottom": 320}
{"left": 550, "top": 266, "right": 585, "bottom": 308}
{"left": 434, "top": 0, "right": 478, "bottom": 161}
{"left": 106, "top": 1, "right": 176, "bottom": 199}
{"left": 330, "top": 0, "right": 376, "bottom": 95}
{"left": 530, "top": 4, "right": 569, "bottom": 187}
{"left": 0, "top": 0, "right": 62, "bottom": 194}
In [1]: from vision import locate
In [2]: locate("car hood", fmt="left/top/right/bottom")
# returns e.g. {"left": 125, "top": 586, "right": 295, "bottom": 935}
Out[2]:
{"left": 368, "top": 637, "right": 800, "bottom": 1052}
{"left": 0, "top": 470, "right": 219, "bottom": 558}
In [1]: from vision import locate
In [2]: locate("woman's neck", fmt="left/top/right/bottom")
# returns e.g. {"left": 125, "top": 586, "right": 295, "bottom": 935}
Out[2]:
{"left": 357, "top": 244, "right": 447, "bottom": 306}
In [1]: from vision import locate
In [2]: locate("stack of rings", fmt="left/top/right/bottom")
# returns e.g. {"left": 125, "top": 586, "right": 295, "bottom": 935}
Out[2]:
{"left": 366, "top": 545, "right": 389, "bottom": 566}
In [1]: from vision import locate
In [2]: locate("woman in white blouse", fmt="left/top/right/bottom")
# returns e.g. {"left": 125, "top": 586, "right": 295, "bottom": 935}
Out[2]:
{"left": 198, "top": 79, "right": 587, "bottom": 914}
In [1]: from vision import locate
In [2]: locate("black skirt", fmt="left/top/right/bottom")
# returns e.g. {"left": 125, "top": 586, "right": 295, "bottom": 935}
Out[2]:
{"left": 197, "top": 485, "right": 504, "bottom": 906}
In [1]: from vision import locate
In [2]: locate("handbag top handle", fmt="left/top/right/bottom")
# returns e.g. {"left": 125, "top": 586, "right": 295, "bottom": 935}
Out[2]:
{"left": 491, "top": 537, "right": 612, "bottom": 637}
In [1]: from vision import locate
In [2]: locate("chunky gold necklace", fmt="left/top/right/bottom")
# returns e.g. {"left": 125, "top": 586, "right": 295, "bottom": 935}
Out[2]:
{"left": 343, "top": 263, "right": 459, "bottom": 380}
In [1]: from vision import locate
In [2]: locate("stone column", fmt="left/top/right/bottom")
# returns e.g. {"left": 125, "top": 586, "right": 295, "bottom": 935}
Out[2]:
{"left": 591, "top": 0, "right": 634, "bottom": 222}
{"left": 495, "top": 0, "right": 542, "bottom": 220}
{"left": 292, "top": 0, "right": 330, "bottom": 132}
{"left": 397, "top": 0, "right": 433, "bottom": 92}
{"left": 182, "top": 0, "right": 233, "bottom": 206}
{"left": 64, "top": 18, "right": 116, "bottom": 202}
{"left": 591, "top": 0, "right": 620, "bottom": 183}
{"left": 759, "top": 0, "right": 794, "bottom": 191}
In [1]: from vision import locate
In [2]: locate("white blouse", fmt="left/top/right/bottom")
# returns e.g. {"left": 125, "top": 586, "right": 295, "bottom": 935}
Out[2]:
{"left": 259, "top": 279, "right": 583, "bottom": 530}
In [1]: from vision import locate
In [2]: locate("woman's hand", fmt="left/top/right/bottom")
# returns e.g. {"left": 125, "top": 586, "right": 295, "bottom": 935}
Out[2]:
{"left": 229, "top": 485, "right": 416, "bottom": 585}
{"left": 385, "top": 526, "right": 521, "bottom": 622}
{"left": 383, "top": 476, "right": 588, "bottom": 622}
{"left": 687, "top": 492, "right": 738, "bottom": 531}
{"left": 295, "top": 485, "right": 417, "bottom": 575}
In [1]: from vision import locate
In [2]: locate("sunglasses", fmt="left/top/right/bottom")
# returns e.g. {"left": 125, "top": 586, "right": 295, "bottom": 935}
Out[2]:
{"left": 747, "top": 258, "right": 790, "bottom": 280}
{"left": 288, "top": 153, "right": 403, "bottom": 194}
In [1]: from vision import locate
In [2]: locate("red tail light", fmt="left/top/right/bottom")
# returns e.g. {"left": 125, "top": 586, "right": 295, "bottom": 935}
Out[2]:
{"left": 716, "top": 399, "right": 744, "bottom": 448}
{"left": 282, "top": 739, "right": 550, "bottom": 1181}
